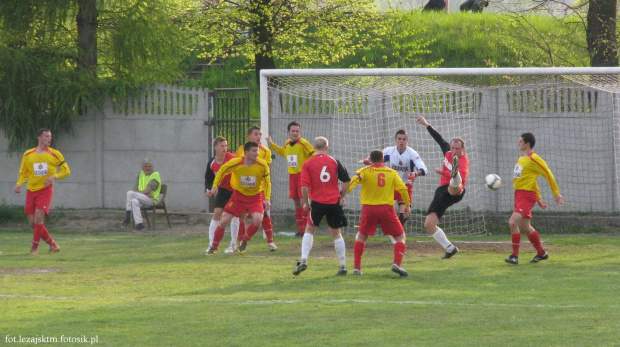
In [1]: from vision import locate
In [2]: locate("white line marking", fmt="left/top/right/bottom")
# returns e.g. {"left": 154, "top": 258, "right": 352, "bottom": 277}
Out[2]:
{"left": 0, "top": 294, "right": 608, "bottom": 309}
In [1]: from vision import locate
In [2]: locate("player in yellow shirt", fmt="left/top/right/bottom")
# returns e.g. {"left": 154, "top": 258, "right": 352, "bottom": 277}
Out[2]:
{"left": 14, "top": 128, "right": 71, "bottom": 255}
{"left": 208, "top": 141, "right": 271, "bottom": 254}
{"left": 505, "top": 132, "right": 564, "bottom": 265}
{"left": 234, "top": 126, "right": 276, "bottom": 252}
{"left": 267, "top": 121, "right": 315, "bottom": 237}
{"left": 345, "top": 149, "right": 411, "bottom": 277}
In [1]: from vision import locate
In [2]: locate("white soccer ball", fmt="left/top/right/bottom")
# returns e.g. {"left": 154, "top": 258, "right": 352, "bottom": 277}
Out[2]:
{"left": 485, "top": 174, "right": 501, "bottom": 191}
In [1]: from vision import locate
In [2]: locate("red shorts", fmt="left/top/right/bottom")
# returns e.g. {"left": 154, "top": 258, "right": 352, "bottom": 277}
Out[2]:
{"left": 514, "top": 190, "right": 537, "bottom": 218}
{"left": 289, "top": 173, "right": 302, "bottom": 199}
{"left": 358, "top": 205, "right": 404, "bottom": 237}
{"left": 394, "top": 183, "right": 413, "bottom": 204}
{"left": 25, "top": 186, "right": 54, "bottom": 215}
{"left": 224, "top": 191, "right": 265, "bottom": 217}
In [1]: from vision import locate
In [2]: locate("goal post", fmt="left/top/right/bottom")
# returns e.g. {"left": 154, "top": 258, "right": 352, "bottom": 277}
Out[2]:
{"left": 260, "top": 68, "right": 620, "bottom": 235}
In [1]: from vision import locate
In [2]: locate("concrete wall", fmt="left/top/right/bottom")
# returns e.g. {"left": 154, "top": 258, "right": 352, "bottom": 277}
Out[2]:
{"left": 1, "top": 85, "right": 211, "bottom": 212}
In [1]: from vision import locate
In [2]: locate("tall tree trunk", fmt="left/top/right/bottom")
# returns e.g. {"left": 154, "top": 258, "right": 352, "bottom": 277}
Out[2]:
{"left": 76, "top": 0, "right": 98, "bottom": 78}
{"left": 586, "top": 0, "right": 618, "bottom": 67}
{"left": 251, "top": 0, "right": 277, "bottom": 85}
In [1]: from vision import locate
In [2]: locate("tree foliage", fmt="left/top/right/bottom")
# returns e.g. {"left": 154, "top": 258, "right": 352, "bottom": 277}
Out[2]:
{"left": 498, "top": 0, "right": 617, "bottom": 67}
{"left": 0, "top": 0, "right": 192, "bottom": 152}
{"left": 191, "top": 0, "right": 393, "bottom": 82}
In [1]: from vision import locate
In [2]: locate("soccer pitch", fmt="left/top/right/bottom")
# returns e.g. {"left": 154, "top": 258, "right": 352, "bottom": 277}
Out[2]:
{"left": 1, "top": 230, "right": 618, "bottom": 346}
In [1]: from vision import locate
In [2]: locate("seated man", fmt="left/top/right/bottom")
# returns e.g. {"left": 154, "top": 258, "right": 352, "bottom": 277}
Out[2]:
{"left": 121, "top": 158, "right": 162, "bottom": 231}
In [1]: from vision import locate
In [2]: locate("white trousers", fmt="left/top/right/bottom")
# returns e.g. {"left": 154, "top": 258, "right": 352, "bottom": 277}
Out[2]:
{"left": 126, "top": 191, "right": 154, "bottom": 224}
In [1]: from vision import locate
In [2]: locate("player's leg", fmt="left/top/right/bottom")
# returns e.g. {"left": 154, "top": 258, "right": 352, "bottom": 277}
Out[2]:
{"left": 328, "top": 227, "right": 347, "bottom": 275}
{"left": 25, "top": 190, "right": 40, "bottom": 254}
{"left": 506, "top": 212, "right": 523, "bottom": 264}
{"left": 226, "top": 217, "right": 240, "bottom": 253}
{"left": 208, "top": 207, "right": 224, "bottom": 248}
{"left": 238, "top": 211, "right": 263, "bottom": 253}
{"left": 354, "top": 206, "right": 376, "bottom": 275}
{"left": 391, "top": 231, "right": 408, "bottom": 277}
{"left": 426, "top": 189, "right": 459, "bottom": 258}
{"left": 378, "top": 207, "right": 408, "bottom": 277}
{"left": 263, "top": 211, "right": 277, "bottom": 251}
{"left": 293, "top": 197, "right": 306, "bottom": 237}
{"left": 520, "top": 218, "right": 548, "bottom": 262}
{"left": 293, "top": 223, "right": 316, "bottom": 276}
{"left": 208, "top": 211, "right": 235, "bottom": 254}
{"left": 325, "top": 203, "right": 348, "bottom": 275}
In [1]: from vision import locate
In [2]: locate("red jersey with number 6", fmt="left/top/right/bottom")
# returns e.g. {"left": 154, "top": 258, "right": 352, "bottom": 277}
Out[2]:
{"left": 300, "top": 154, "right": 350, "bottom": 204}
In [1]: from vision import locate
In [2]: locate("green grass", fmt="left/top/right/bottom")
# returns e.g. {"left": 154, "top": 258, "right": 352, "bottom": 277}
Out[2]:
{"left": 1, "top": 230, "right": 618, "bottom": 346}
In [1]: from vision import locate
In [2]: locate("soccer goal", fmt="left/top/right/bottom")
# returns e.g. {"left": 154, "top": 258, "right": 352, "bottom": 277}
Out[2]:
{"left": 260, "top": 68, "right": 620, "bottom": 235}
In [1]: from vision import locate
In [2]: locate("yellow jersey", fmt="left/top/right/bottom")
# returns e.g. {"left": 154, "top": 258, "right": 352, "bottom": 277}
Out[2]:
{"left": 269, "top": 138, "right": 314, "bottom": 174}
{"left": 513, "top": 152, "right": 560, "bottom": 200}
{"left": 16, "top": 147, "right": 70, "bottom": 192}
{"left": 347, "top": 164, "right": 410, "bottom": 206}
{"left": 213, "top": 157, "right": 271, "bottom": 199}
{"left": 235, "top": 144, "right": 272, "bottom": 165}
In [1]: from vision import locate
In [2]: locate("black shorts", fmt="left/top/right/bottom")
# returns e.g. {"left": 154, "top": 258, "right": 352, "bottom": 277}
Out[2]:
{"left": 213, "top": 187, "right": 234, "bottom": 209}
{"left": 309, "top": 201, "right": 348, "bottom": 229}
{"left": 427, "top": 185, "right": 466, "bottom": 220}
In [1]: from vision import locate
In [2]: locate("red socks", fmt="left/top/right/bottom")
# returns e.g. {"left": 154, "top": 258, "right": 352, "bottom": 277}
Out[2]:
{"left": 262, "top": 216, "right": 274, "bottom": 243}
{"left": 354, "top": 241, "right": 365, "bottom": 270}
{"left": 295, "top": 209, "right": 305, "bottom": 234}
{"left": 238, "top": 220, "right": 246, "bottom": 242}
{"left": 244, "top": 223, "right": 260, "bottom": 242}
{"left": 32, "top": 224, "right": 43, "bottom": 249}
{"left": 393, "top": 242, "right": 405, "bottom": 266}
{"left": 511, "top": 233, "right": 521, "bottom": 256}
{"left": 527, "top": 231, "right": 545, "bottom": 256}
{"left": 212, "top": 226, "right": 226, "bottom": 249}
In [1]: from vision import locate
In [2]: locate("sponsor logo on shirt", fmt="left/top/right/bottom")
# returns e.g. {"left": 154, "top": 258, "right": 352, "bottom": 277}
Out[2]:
{"left": 241, "top": 176, "right": 257, "bottom": 187}
{"left": 34, "top": 163, "right": 49, "bottom": 176}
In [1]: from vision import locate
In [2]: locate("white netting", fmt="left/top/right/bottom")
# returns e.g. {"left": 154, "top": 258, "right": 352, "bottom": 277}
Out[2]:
{"left": 263, "top": 70, "right": 620, "bottom": 236}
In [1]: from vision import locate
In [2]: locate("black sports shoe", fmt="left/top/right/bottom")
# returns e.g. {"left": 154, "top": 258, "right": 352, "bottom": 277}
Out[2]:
{"left": 391, "top": 264, "right": 408, "bottom": 277}
{"left": 451, "top": 155, "right": 459, "bottom": 178}
{"left": 238, "top": 241, "right": 248, "bottom": 254}
{"left": 530, "top": 252, "right": 549, "bottom": 263}
{"left": 294, "top": 232, "right": 304, "bottom": 238}
{"left": 121, "top": 219, "right": 131, "bottom": 228}
{"left": 441, "top": 247, "right": 459, "bottom": 259}
{"left": 293, "top": 262, "right": 307, "bottom": 276}
{"left": 135, "top": 223, "right": 145, "bottom": 231}
{"left": 336, "top": 265, "right": 347, "bottom": 276}
{"left": 205, "top": 247, "right": 217, "bottom": 255}
{"left": 505, "top": 254, "right": 519, "bottom": 265}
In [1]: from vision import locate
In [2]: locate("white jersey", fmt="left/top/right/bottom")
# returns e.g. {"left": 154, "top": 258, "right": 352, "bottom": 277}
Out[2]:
{"left": 383, "top": 146, "right": 428, "bottom": 182}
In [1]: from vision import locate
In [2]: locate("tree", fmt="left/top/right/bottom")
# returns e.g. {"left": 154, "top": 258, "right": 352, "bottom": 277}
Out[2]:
{"left": 195, "top": 0, "right": 391, "bottom": 83}
{"left": 0, "top": 0, "right": 192, "bottom": 152}
{"left": 586, "top": 0, "right": 618, "bottom": 66}
{"left": 500, "top": 0, "right": 617, "bottom": 67}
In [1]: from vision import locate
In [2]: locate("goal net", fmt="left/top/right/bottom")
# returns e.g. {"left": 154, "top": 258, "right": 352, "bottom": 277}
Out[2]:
{"left": 260, "top": 68, "right": 620, "bottom": 236}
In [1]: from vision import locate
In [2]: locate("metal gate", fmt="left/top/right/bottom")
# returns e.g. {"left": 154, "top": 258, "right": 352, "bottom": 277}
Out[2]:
{"left": 209, "top": 88, "right": 253, "bottom": 153}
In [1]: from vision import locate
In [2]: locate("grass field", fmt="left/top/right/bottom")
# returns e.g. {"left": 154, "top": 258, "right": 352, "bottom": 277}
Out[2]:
{"left": 0, "top": 228, "right": 618, "bottom": 346}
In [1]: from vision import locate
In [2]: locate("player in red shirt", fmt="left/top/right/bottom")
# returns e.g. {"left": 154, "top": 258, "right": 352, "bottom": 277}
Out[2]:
{"left": 205, "top": 136, "right": 240, "bottom": 254}
{"left": 417, "top": 116, "right": 469, "bottom": 259}
{"left": 293, "top": 137, "right": 351, "bottom": 276}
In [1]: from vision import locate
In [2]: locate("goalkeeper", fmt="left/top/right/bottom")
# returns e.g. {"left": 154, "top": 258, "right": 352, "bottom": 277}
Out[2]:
{"left": 417, "top": 116, "right": 469, "bottom": 260}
